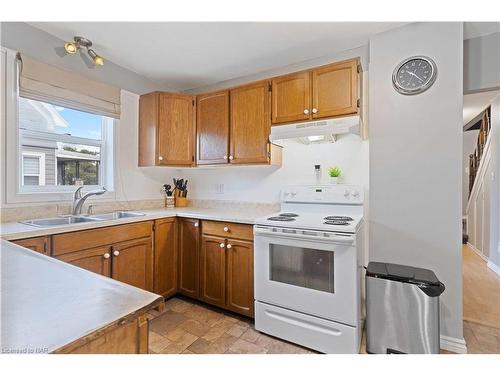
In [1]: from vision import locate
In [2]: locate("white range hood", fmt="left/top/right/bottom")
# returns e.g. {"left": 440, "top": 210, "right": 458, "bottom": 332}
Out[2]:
{"left": 269, "top": 115, "right": 361, "bottom": 142}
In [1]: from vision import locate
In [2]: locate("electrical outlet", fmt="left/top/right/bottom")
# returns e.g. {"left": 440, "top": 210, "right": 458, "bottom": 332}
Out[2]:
{"left": 214, "top": 183, "right": 224, "bottom": 194}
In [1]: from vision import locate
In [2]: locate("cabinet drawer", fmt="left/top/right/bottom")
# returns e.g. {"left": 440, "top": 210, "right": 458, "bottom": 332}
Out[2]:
{"left": 52, "top": 221, "right": 153, "bottom": 256}
{"left": 201, "top": 220, "right": 253, "bottom": 241}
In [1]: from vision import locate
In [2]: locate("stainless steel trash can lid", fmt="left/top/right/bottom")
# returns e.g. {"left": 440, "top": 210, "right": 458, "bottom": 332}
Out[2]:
{"left": 366, "top": 262, "right": 445, "bottom": 297}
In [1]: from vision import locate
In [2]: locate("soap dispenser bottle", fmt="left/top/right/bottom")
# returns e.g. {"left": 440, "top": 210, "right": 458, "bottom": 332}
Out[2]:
{"left": 314, "top": 164, "right": 322, "bottom": 186}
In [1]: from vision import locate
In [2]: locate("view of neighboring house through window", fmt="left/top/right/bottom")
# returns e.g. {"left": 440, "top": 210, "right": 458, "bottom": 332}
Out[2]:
{"left": 18, "top": 97, "right": 113, "bottom": 190}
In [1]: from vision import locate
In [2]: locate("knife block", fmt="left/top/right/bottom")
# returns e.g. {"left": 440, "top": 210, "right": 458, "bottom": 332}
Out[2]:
{"left": 175, "top": 197, "right": 188, "bottom": 207}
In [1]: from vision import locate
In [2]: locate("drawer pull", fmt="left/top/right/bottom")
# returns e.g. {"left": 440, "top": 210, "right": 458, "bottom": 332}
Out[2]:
{"left": 194, "top": 222, "right": 199, "bottom": 227}
{"left": 226, "top": 244, "right": 232, "bottom": 249}
{"left": 223, "top": 226, "right": 229, "bottom": 232}
{"left": 103, "top": 253, "right": 110, "bottom": 259}
{"left": 113, "top": 250, "right": 120, "bottom": 256}
{"left": 219, "top": 243, "right": 225, "bottom": 248}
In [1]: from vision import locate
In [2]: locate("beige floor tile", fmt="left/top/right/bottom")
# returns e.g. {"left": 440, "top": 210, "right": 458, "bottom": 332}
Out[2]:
{"left": 227, "top": 324, "right": 247, "bottom": 338}
{"left": 148, "top": 331, "right": 172, "bottom": 353}
{"left": 165, "top": 327, "right": 189, "bottom": 342}
{"left": 177, "top": 318, "right": 212, "bottom": 337}
{"left": 266, "top": 340, "right": 314, "bottom": 354}
{"left": 229, "top": 338, "right": 268, "bottom": 354}
{"left": 149, "top": 310, "right": 188, "bottom": 335}
{"left": 240, "top": 327, "right": 261, "bottom": 343}
{"left": 160, "top": 332, "right": 198, "bottom": 354}
{"left": 202, "top": 326, "right": 228, "bottom": 342}
{"left": 187, "top": 337, "right": 227, "bottom": 354}
{"left": 166, "top": 298, "right": 194, "bottom": 313}
{"left": 212, "top": 333, "right": 239, "bottom": 351}
{"left": 182, "top": 349, "right": 195, "bottom": 354}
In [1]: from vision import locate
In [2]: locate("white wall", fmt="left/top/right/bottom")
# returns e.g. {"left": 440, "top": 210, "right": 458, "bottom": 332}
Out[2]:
{"left": 463, "top": 129, "right": 479, "bottom": 215}
{"left": 369, "top": 23, "right": 464, "bottom": 348}
{"left": 167, "top": 136, "right": 369, "bottom": 203}
{"left": 464, "top": 32, "right": 500, "bottom": 94}
{"left": 487, "top": 97, "right": 500, "bottom": 271}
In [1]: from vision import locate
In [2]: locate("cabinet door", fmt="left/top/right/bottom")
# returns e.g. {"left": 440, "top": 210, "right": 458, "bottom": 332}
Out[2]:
{"left": 12, "top": 236, "right": 50, "bottom": 255}
{"left": 177, "top": 218, "right": 200, "bottom": 298}
{"left": 200, "top": 235, "right": 226, "bottom": 308}
{"left": 226, "top": 239, "right": 254, "bottom": 317}
{"left": 197, "top": 91, "right": 229, "bottom": 165}
{"left": 111, "top": 237, "right": 153, "bottom": 291}
{"left": 312, "top": 59, "right": 358, "bottom": 119}
{"left": 158, "top": 93, "right": 194, "bottom": 166}
{"left": 154, "top": 218, "right": 177, "bottom": 297}
{"left": 230, "top": 81, "right": 271, "bottom": 164}
{"left": 271, "top": 71, "right": 311, "bottom": 124}
{"left": 56, "top": 246, "right": 111, "bottom": 277}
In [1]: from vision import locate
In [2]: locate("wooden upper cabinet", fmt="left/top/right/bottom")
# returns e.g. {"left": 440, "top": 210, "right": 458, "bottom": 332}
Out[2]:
{"left": 312, "top": 59, "right": 359, "bottom": 119}
{"left": 12, "top": 236, "right": 50, "bottom": 255}
{"left": 154, "top": 218, "right": 177, "bottom": 297}
{"left": 177, "top": 218, "right": 200, "bottom": 298}
{"left": 139, "top": 92, "right": 195, "bottom": 167}
{"left": 56, "top": 246, "right": 112, "bottom": 277}
{"left": 200, "top": 235, "right": 226, "bottom": 308}
{"left": 271, "top": 71, "right": 311, "bottom": 124}
{"left": 196, "top": 91, "right": 230, "bottom": 165}
{"left": 225, "top": 239, "right": 254, "bottom": 317}
{"left": 229, "top": 81, "right": 271, "bottom": 164}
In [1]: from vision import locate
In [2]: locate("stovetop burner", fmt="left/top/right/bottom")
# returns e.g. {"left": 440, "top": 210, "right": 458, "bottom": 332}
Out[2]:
{"left": 324, "top": 216, "right": 353, "bottom": 221}
{"left": 279, "top": 213, "right": 299, "bottom": 218}
{"left": 324, "top": 220, "right": 350, "bottom": 226}
{"left": 268, "top": 216, "right": 296, "bottom": 222}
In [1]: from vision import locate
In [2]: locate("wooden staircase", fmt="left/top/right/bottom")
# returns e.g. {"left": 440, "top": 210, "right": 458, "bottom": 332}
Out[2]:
{"left": 468, "top": 107, "right": 491, "bottom": 197}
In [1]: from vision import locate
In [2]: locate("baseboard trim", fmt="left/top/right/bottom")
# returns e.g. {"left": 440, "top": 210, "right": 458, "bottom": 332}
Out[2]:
{"left": 487, "top": 260, "right": 500, "bottom": 276}
{"left": 466, "top": 243, "right": 488, "bottom": 262}
{"left": 440, "top": 335, "right": 467, "bottom": 354}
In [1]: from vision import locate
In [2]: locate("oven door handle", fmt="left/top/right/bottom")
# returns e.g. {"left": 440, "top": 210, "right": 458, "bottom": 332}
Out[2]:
{"left": 254, "top": 228, "right": 355, "bottom": 245}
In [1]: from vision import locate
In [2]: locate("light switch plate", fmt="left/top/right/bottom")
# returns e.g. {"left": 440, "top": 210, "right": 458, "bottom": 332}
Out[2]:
{"left": 214, "top": 183, "right": 224, "bottom": 194}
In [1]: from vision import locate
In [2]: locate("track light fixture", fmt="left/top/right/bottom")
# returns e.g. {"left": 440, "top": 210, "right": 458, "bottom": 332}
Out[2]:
{"left": 64, "top": 36, "right": 104, "bottom": 66}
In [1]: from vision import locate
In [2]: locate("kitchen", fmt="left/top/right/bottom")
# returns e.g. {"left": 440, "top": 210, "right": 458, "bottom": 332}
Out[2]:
{"left": 1, "top": 3, "right": 499, "bottom": 373}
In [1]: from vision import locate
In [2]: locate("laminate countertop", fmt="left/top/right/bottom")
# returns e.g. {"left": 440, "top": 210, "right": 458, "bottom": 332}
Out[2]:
{"left": 0, "top": 240, "right": 162, "bottom": 354}
{"left": 0, "top": 206, "right": 278, "bottom": 241}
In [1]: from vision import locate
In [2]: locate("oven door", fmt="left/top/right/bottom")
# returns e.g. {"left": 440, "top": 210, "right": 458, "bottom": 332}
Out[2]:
{"left": 254, "top": 226, "right": 359, "bottom": 326}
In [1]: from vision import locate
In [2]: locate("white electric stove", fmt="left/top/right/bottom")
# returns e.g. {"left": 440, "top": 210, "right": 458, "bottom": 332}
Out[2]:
{"left": 254, "top": 185, "right": 365, "bottom": 354}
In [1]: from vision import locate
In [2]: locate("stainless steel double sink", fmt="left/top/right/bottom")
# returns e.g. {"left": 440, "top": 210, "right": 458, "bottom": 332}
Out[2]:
{"left": 20, "top": 211, "right": 146, "bottom": 228}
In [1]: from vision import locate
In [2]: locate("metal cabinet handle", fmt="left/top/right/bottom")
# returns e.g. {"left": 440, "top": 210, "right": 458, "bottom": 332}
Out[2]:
{"left": 219, "top": 243, "right": 225, "bottom": 248}
{"left": 158, "top": 156, "right": 164, "bottom": 161}
{"left": 113, "top": 250, "right": 120, "bottom": 256}
{"left": 228, "top": 155, "right": 234, "bottom": 160}
{"left": 194, "top": 222, "right": 199, "bottom": 227}
{"left": 226, "top": 244, "right": 232, "bottom": 249}
{"left": 223, "top": 226, "right": 229, "bottom": 232}
{"left": 103, "top": 253, "right": 110, "bottom": 259}
{"left": 303, "top": 109, "right": 309, "bottom": 114}
{"left": 312, "top": 108, "right": 318, "bottom": 114}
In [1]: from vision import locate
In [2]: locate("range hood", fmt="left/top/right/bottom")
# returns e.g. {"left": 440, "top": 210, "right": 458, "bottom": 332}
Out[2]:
{"left": 269, "top": 115, "right": 360, "bottom": 142}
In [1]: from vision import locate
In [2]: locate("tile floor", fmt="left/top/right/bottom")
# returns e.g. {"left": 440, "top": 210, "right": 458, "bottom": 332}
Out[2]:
{"left": 147, "top": 297, "right": 323, "bottom": 354}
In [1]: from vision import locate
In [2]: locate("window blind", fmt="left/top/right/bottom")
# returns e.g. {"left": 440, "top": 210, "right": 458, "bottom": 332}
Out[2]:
{"left": 23, "top": 156, "right": 40, "bottom": 175}
{"left": 17, "top": 53, "right": 121, "bottom": 119}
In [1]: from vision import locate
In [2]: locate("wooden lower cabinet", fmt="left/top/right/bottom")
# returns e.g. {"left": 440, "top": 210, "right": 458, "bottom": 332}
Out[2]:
{"left": 55, "top": 314, "right": 150, "bottom": 354}
{"left": 226, "top": 239, "right": 254, "bottom": 317}
{"left": 111, "top": 237, "right": 153, "bottom": 291}
{"left": 177, "top": 218, "right": 200, "bottom": 298}
{"left": 12, "top": 236, "right": 50, "bottom": 255}
{"left": 200, "top": 235, "right": 226, "bottom": 308}
{"left": 154, "top": 218, "right": 177, "bottom": 297}
{"left": 56, "top": 246, "right": 111, "bottom": 277}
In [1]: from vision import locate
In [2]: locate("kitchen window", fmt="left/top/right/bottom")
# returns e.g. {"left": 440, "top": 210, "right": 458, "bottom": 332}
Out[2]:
{"left": 18, "top": 96, "right": 114, "bottom": 191}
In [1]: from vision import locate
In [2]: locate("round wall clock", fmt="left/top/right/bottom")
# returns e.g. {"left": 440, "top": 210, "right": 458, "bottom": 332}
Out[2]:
{"left": 392, "top": 56, "right": 437, "bottom": 95}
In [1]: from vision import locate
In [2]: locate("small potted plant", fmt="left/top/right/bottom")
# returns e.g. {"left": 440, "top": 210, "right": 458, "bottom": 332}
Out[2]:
{"left": 328, "top": 166, "right": 342, "bottom": 184}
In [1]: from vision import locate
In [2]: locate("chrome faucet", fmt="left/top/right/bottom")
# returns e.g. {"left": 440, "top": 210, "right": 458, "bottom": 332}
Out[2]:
{"left": 72, "top": 186, "right": 107, "bottom": 216}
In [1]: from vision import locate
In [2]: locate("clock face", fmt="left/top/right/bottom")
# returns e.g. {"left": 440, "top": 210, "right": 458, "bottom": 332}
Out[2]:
{"left": 392, "top": 56, "right": 437, "bottom": 95}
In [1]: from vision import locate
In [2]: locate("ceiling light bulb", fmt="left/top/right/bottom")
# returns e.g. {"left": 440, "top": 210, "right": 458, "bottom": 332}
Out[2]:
{"left": 87, "top": 49, "right": 104, "bottom": 66}
{"left": 64, "top": 42, "right": 78, "bottom": 54}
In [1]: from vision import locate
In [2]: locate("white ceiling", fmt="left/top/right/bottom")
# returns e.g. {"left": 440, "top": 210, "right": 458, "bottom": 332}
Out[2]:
{"left": 29, "top": 22, "right": 407, "bottom": 91}
{"left": 463, "top": 90, "right": 500, "bottom": 126}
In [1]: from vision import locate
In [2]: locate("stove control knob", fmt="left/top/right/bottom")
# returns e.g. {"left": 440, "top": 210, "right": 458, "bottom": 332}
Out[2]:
{"left": 344, "top": 190, "right": 350, "bottom": 197}
{"left": 352, "top": 190, "right": 360, "bottom": 198}
{"left": 284, "top": 191, "right": 290, "bottom": 197}
{"left": 291, "top": 192, "right": 297, "bottom": 197}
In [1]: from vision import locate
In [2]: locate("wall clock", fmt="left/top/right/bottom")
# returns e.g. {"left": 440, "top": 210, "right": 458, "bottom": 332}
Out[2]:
{"left": 392, "top": 56, "right": 437, "bottom": 95}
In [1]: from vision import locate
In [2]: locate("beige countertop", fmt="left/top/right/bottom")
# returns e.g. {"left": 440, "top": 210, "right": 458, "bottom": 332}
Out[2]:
{"left": 0, "top": 206, "right": 278, "bottom": 241}
{"left": 0, "top": 240, "right": 162, "bottom": 353}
